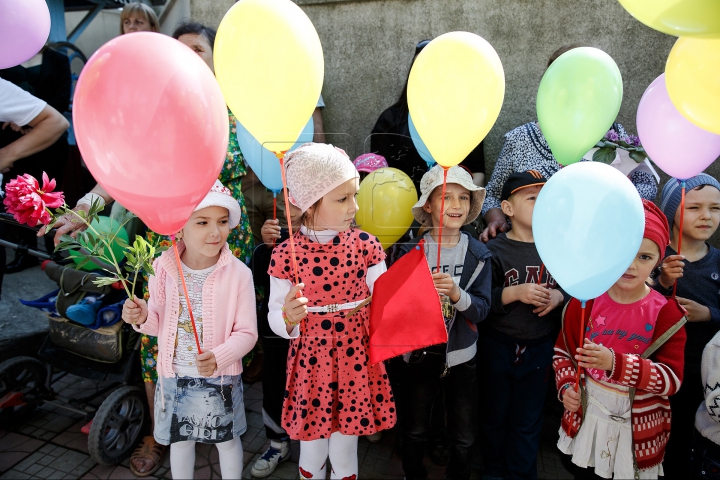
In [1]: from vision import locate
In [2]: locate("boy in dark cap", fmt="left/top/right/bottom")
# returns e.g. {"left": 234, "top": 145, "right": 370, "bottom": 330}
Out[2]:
{"left": 480, "top": 170, "right": 568, "bottom": 480}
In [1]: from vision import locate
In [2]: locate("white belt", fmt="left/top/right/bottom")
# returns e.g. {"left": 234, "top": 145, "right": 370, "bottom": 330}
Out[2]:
{"left": 307, "top": 299, "right": 367, "bottom": 313}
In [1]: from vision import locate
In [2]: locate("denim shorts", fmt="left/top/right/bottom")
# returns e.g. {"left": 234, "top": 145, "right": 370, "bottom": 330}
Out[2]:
{"left": 154, "top": 373, "right": 246, "bottom": 445}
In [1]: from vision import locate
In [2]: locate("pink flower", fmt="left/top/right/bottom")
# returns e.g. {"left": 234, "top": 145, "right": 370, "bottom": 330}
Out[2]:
{"left": 3, "top": 172, "right": 64, "bottom": 227}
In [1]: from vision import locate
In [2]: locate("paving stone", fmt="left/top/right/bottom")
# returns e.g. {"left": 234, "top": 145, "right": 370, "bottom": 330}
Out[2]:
{"left": 23, "top": 463, "right": 44, "bottom": 476}
{"left": 12, "top": 452, "right": 45, "bottom": 471}
{"left": 247, "top": 412, "right": 264, "bottom": 429}
{"left": 0, "top": 451, "right": 31, "bottom": 474}
{"left": 37, "top": 443, "right": 58, "bottom": 455}
{"left": 108, "top": 465, "right": 136, "bottom": 479}
{"left": 36, "top": 466, "right": 59, "bottom": 478}
{"left": 0, "top": 470, "right": 31, "bottom": 479}
{"left": 272, "top": 460, "right": 299, "bottom": 479}
{"left": 50, "top": 449, "right": 89, "bottom": 473}
{"left": 85, "top": 463, "right": 116, "bottom": 480}
{"left": 69, "top": 464, "right": 93, "bottom": 477}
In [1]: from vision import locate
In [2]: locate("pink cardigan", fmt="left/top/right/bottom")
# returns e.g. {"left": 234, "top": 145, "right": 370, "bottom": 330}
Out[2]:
{"left": 134, "top": 242, "right": 258, "bottom": 378}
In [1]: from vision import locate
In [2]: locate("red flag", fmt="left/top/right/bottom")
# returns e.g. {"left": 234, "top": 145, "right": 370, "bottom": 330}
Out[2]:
{"left": 368, "top": 240, "right": 447, "bottom": 365}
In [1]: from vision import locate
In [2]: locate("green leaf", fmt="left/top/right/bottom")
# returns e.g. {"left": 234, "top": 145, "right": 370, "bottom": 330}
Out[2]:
{"left": 92, "top": 277, "right": 120, "bottom": 287}
{"left": 592, "top": 147, "right": 616, "bottom": 164}
{"left": 75, "top": 256, "right": 94, "bottom": 270}
{"left": 629, "top": 150, "right": 648, "bottom": 163}
{"left": 115, "top": 237, "right": 130, "bottom": 249}
{"left": 124, "top": 264, "right": 135, "bottom": 273}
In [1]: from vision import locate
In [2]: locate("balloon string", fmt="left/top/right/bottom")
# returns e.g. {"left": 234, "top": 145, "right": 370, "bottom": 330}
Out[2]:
{"left": 575, "top": 300, "right": 587, "bottom": 388}
{"left": 672, "top": 182, "right": 686, "bottom": 298}
{"left": 436, "top": 168, "right": 449, "bottom": 274}
{"left": 272, "top": 193, "right": 277, "bottom": 248}
{"left": 276, "top": 152, "right": 300, "bottom": 290}
{"left": 171, "top": 235, "right": 202, "bottom": 355}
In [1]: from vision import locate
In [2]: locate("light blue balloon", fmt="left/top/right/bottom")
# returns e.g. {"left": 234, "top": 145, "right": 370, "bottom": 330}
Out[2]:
{"left": 236, "top": 117, "right": 314, "bottom": 194}
{"left": 532, "top": 162, "right": 644, "bottom": 302}
{"left": 408, "top": 114, "right": 436, "bottom": 169}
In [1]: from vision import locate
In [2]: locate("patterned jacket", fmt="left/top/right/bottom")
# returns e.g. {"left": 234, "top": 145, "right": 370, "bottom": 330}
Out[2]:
{"left": 482, "top": 122, "right": 657, "bottom": 215}
{"left": 553, "top": 297, "right": 687, "bottom": 471}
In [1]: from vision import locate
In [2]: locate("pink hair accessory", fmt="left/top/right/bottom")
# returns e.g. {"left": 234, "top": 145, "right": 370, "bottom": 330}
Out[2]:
{"left": 353, "top": 153, "right": 388, "bottom": 173}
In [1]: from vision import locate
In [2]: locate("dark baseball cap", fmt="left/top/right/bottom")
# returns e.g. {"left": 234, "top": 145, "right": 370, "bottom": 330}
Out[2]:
{"left": 500, "top": 170, "right": 547, "bottom": 201}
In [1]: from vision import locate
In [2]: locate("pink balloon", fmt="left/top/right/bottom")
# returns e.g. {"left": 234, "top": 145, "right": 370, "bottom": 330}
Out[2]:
{"left": 0, "top": 0, "right": 51, "bottom": 69}
{"left": 637, "top": 74, "right": 720, "bottom": 180}
{"left": 73, "top": 33, "right": 229, "bottom": 235}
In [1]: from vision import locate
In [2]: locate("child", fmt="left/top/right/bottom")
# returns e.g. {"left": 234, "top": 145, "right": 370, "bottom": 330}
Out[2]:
{"left": 481, "top": 170, "right": 567, "bottom": 479}
{"left": 654, "top": 173, "right": 720, "bottom": 477}
{"left": 267, "top": 143, "right": 395, "bottom": 480}
{"left": 249, "top": 200, "right": 302, "bottom": 478}
{"left": 122, "top": 181, "right": 258, "bottom": 480}
{"left": 693, "top": 329, "right": 720, "bottom": 477}
{"left": 353, "top": 153, "right": 388, "bottom": 181}
{"left": 396, "top": 164, "right": 492, "bottom": 480}
{"left": 555, "top": 199, "right": 687, "bottom": 479}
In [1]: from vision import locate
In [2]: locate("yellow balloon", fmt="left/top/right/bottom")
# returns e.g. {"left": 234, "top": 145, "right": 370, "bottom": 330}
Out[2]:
{"left": 617, "top": 0, "right": 720, "bottom": 38}
{"left": 215, "top": 0, "right": 324, "bottom": 154}
{"left": 407, "top": 32, "right": 504, "bottom": 168}
{"left": 355, "top": 168, "right": 418, "bottom": 250}
{"left": 666, "top": 37, "right": 720, "bottom": 135}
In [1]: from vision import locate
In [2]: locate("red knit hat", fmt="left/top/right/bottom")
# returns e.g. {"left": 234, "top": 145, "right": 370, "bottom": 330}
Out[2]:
{"left": 643, "top": 199, "right": 670, "bottom": 252}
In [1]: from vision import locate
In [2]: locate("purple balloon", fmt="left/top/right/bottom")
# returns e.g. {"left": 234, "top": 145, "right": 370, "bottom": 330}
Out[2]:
{"left": 637, "top": 74, "right": 720, "bottom": 180}
{"left": 0, "top": 0, "right": 51, "bottom": 69}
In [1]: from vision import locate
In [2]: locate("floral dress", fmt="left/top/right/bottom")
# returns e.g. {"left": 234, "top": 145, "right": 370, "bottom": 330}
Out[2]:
{"left": 140, "top": 110, "right": 255, "bottom": 383}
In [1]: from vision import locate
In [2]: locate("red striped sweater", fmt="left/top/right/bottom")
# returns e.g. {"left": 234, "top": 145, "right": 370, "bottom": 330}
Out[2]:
{"left": 553, "top": 297, "right": 687, "bottom": 471}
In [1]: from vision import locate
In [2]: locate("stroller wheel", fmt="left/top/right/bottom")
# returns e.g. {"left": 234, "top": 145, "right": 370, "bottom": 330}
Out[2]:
{"left": 88, "top": 386, "right": 147, "bottom": 465}
{"left": 0, "top": 356, "right": 48, "bottom": 423}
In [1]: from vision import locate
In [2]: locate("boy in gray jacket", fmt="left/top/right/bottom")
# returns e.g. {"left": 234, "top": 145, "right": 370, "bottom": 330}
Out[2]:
{"left": 396, "top": 165, "right": 492, "bottom": 480}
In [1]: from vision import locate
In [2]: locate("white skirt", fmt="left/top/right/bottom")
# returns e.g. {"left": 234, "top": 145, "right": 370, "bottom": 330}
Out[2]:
{"left": 557, "top": 377, "right": 663, "bottom": 479}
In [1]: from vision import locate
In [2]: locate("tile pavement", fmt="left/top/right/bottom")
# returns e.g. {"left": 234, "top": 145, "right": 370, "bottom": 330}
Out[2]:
{"left": 0, "top": 368, "right": 571, "bottom": 479}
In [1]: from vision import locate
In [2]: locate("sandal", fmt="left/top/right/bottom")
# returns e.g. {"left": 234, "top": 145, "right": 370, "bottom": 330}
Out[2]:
{"left": 129, "top": 435, "right": 166, "bottom": 477}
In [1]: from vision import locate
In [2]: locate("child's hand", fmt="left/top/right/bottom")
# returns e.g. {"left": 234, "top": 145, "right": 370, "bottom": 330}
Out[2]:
{"left": 196, "top": 351, "right": 217, "bottom": 377}
{"left": 562, "top": 385, "right": 581, "bottom": 412}
{"left": 514, "top": 283, "right": 551, "bottom": 307}
{"left": 658, "top": 254, "right": 685, "bottom": 289}
{"left": 534, "top": 287, "right": 564, "bottom": 317}
{"left": 261, "top": 219, "right": 281, "bottom": 248}
{"left": 677, "top": 297, "right": 711, "bottom": 322}
{"left": 576, "top": 340, "right": 613, "bottom": 371}
{"left": 122, "top": 298, "right": 147, "bottom": 325}
{"left": 283, "top": 283, "right": 308, "bottom": 332}
{"left": 432, "top": 273, "right": 461, "bottom": 303}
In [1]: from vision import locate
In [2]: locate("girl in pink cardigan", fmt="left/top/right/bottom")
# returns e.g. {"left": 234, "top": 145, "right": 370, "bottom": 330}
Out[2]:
{"left": 122, "top": 180, "right": 258, "bottom": 479}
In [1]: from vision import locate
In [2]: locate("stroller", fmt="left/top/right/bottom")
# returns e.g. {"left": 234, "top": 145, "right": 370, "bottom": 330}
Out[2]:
{"left": 0, "top": 213, "right": 146, "bottom": 465}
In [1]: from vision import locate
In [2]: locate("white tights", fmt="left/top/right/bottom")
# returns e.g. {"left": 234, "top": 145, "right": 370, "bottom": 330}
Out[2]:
{"left": 299, "top": 432, "right": 358, "bottom": 480}
{"left": 170, "top": 437, "right": 243, "bottom": 479}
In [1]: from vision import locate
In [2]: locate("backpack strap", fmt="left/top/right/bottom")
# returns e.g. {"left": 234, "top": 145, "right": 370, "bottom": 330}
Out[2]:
{"left": 627, "top": 303, "right": 686, "bottom": 478}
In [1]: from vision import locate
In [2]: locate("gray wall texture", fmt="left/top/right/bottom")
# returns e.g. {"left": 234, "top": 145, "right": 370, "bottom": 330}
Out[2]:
{"left": 193, "top": 0, "right": 719, "bottom": 242}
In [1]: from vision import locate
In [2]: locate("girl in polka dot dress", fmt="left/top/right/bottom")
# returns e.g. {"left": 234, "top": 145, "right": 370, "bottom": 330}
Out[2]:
{"left": 268, "top": 143, "right": 396, "bottom": 480}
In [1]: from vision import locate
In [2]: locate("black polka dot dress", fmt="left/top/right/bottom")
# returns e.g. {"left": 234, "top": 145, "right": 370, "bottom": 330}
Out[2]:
{"left": 268, "top": 228, "right": 397, "bottom": 440}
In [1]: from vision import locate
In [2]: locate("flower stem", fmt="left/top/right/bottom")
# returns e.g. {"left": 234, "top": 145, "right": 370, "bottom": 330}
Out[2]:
{"left": 66, "top": 209, "right": 133, "bottom": 299}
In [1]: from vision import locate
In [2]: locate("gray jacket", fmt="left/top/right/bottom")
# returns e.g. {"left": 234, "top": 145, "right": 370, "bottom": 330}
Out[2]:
{"left": 397, "top": 232, "right": 492, "bottom": 366}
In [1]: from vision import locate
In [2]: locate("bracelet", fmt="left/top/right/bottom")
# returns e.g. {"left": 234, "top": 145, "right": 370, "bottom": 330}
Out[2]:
{"left": 282, "top": 306, "right": 299, "bottom": 327}
{"left": 77, "top": 192, "right": 106, "bottom": 208}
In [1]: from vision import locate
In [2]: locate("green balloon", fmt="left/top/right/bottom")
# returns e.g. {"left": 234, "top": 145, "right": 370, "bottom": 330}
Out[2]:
{"left": 69, "top": 216, "right": 129, "bottom": 272}
{"left": 536, "top": 47, "right": 623, "bottom": 166}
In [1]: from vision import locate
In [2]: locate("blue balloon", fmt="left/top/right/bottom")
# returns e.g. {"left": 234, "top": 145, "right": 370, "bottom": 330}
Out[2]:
{"left": 236, "top": 117, "right": 314, "bottom": 194}
{"left": 408, "top": 114, "right": 436, "bottom": 169}
{"left": 532, "top": 162, "right": 644, "bottom": 301}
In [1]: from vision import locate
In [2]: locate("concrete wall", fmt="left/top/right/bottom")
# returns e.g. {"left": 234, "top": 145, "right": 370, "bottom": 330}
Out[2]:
{"left": 191, "top": 0, "right": 720, "bottom": 247}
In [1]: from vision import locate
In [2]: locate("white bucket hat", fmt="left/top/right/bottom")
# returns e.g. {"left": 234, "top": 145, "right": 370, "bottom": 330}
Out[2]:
{"left": 195, "top": 180, "right": 242, "bottom": 228}
{"left": 412, "top": 165, "right": 486, "bottom": 226}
